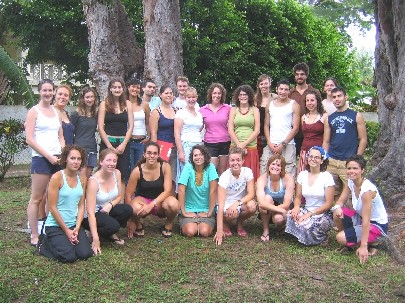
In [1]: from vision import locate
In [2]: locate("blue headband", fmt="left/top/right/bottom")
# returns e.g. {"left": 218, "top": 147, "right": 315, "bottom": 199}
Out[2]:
{"left": 306, "top": 146, "right": 329, "bottom": 160}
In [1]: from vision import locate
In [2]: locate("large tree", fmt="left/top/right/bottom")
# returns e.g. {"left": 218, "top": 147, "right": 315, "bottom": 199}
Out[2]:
{"left": 368, "top": 0, "right": 405, "bottom": 208}
{"left": 82, "top": 0, "right": 143, "bottom": 99}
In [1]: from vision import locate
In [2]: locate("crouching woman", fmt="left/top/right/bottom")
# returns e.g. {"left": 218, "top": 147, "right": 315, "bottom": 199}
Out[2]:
{"left": 38, "top": 145, "right": 93, "bottom": 262}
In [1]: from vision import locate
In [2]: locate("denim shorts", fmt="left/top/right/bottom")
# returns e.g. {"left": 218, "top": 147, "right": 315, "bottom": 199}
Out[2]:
{"left": 87, "top": 152, "right": 97, "bottom": 168}
{"left": 31, "top": 156, "right": 60, "bottom": 175}
{"left": 204, "top": 141, "right": 231, "bottom": 157}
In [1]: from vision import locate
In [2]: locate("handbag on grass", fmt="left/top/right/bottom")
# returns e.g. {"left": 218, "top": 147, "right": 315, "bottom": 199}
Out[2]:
{"left": 156, "top": 140, "right": 174, "bottom": 161}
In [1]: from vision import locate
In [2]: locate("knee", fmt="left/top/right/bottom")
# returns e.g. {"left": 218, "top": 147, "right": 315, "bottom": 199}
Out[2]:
{"left": 199, "top": 226, "right": 213, "bottom": 238}
{"left": 182, "top": 225, "right": 197, "bottom": 237}
{"left": 272, "top": 214, "right": 286, "bottom": 226}
{"left": 336, "top": 231, "right": 347, "bottom": 245}
{"left": 245, "top": 200, "right": 256, "bottom": 214}
{"left": 164, "top": 197, "right": 180, "bottom": 212}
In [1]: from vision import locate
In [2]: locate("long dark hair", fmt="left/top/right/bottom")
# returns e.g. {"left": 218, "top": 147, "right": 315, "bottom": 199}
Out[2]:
{"left": 189, "top": 144, "right": 211, "bottom": 170}
{"left": 77, "top": 86, "right": 98, "bottom": 117}
{"left": 305, "top": 90, "right": 324, "bottom": 115}
{"left": 59, "top": 145, "right": 87, "bottom": 169}
{"left": 105, "top": 78, "right": 127, "bottom": 113}
{"left": 135, "top": 141, "right": 164, "bottom": 167}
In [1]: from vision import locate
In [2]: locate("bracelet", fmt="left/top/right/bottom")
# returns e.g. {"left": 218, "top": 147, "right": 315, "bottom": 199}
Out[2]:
{"left": 238, "top": 200, "right": 243, "bottom": 207}
{"left": 109, "top": 202, "right": 114, "bottom": 207}
{"left": 331, "top": 205, "right": 341, "bottom": 211}
{"left": 153, "top": 200, "right": 158, "bottom": 207}
{"left": 281, "top": 141, "right": 287, "bottom": 147}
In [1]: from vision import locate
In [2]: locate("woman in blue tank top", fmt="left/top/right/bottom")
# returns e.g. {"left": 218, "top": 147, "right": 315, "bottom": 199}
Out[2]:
{"left": 38, "top": 145, "right": 93, "bottom": 263}
{"left": 256, "top": 154, "right": 294, "bottom": 242}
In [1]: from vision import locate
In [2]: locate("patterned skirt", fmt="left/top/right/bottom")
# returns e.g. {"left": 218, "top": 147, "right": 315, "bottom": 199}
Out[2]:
{"left": 285, "top": 208, "right": 333, "bottom": 246}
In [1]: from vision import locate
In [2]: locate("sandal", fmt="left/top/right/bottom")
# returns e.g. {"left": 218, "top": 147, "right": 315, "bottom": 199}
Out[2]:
{"left": 223, "top": 226, "right": 232, "bottom": 237}
{"left": 134, "top": 225, "right": 145, "bottom": 238}
{"left": 237, "top": 226, "right": 248, "bottom": 237}
{"left": 260, "top": 234, "right": 270, "bottom": 242}
{"left": 336, "top": 246, "right": 353, "bottom": 254}
{"left": 110, "top": 235, "right": 125, "bottom": 245}
{"left": 368, "top": 243, "right": 383, "bottom": 256}
{"left": 161, "top": 226, "right": 173, "bottom": 238}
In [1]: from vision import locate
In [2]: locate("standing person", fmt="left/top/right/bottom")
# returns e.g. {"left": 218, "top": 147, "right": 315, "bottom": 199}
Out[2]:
{"left": 141, "top": 79, "right": 161, "bottom": 111}
{"left": 127, "top": 78, "right": 150, "bottom": 172}
{"left": 214, "top": 147, "right": 256, "bottom": 245}
{"left": 285, "top": 146, "right": 335, "bottom": 245}
{"left": 297, "top": 91, "right": 328, "bottom": 174}
{"left": 38, "top": 145, "right": 93, "bottom": 263}
{"left": 25, "top": 79, "right": 64, "bottom": 246}
{"left": 323, "top": 86, "right": 367, "bottom": 198}
{"left": 321, "top": 77, "right": 339, "bottom": 115}
{"left": 174, "top": 87, "right": 203, "bottom": 189}
{"left": 255, "top": 74, "right": 278, "bottom": 158}
{"left": 83, "top": 149, "right": 133, "bottom": 251}
{"left": 260, "top": 79, "right": 300, "bottom": 177}
{"left": 228, "top": 85, "right": 260, "bottom": 181}
{"left": 333, "top": 155, "right": 388, "bottom": 264}
{"left": 98, "top": 79, "right": 134, "bottom": 185}
{"left": 178, "top": 145, "right": 218, "bottom": 238}
{"left": 126, "top": 142, "right": 179, "bottom": 238}
{"left": 172, "top": 76, "right": 200, "bottom": 111}
{"left": 256, "top": 155, "right": 294, "bottom": 242}
{"left": 54, "top": 84, "right": 75, "bottom": 145}
{"left": 200, "top": 83, "right": 232, "bottom": 175}
{"left": 70, "top": 87, "right": 98, "bottom": 178}
{"left": 289, "top": 62, "right": 321, "bottom": 155}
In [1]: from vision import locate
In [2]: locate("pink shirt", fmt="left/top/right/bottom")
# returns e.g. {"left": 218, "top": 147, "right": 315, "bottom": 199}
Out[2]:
{"left": 199, "top": 104, "right": 231, "bottom": 143}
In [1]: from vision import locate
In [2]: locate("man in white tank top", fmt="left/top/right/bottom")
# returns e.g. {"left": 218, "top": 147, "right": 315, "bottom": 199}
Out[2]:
{"left": 260, "top": 79, "right": 300, "bottom": 176}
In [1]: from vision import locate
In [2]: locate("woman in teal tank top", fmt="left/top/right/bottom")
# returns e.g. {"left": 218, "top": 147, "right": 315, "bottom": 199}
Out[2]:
{"left": 38, "top": 145, "right": 93, "bottom": 263}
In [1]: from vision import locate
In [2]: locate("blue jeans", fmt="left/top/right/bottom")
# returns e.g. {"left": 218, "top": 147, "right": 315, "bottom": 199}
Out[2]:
{"left": 130, "top": 139, "right": 145, "bottom": 173}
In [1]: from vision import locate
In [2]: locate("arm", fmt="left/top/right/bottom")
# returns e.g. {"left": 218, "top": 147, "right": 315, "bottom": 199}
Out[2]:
{"left": 125, "top": 167, "right": 140, "bottom": 204}
{"left": 214, "top": 185, "right": 226, "bottom": 245}
{"left": 297, "top": 185, "right": 334, "bottom": 223}
{"left": 58, "top": 114, "right": 65, "bottom": 149}
{"left": 263, "top": 103, "right": 276, "bottom": 153}
{"left": 97, "top": 101, "right": 114, "bottom": 149}
{"left": 116, "top": 101, "right": 134, "bottom": 154}
{"left": 279, "top": 174, "right": 294, "bottom": 210}
{"left": 239, "top": 107, "right": 260, "bottom": 148}
{"left": 142, "top": 101, "right": 151, "bottom": 143}
{"left": 174, "top": 117, "right": 185, "bottom": 163}
{"left": 153, "top": 162, "right": 172, "bottom": 206}
{"left": 85, "top": 177, "right": 101, "bottom": 254}
{"left": 207, "top": 179, "right": 218, "bottom": 217}
{"left": 356, "top": 113, "right": 367, "bottom": 155}
{"left": 322, "top": 116, "right": 331, "bottom": 152}
{"left": 227, "top": 107, "right": 239, "bottom": 146}
{"left": 333, "top": 185, "right": 351, "bottom": 219}
{"left": 178, "top": 184, "right": 187, "bottom": 216}
{"left": 149, "top": 109, "right": 159, "bottom": 142}
{"left": 75, "top": 175, "right": 87, "bottom": 229}
{"left": 356, "top": 190, "right": 375, "bottom": 264}
{"left": 290, "top": 182, "right": 302, "bottom": 221}
{"left": 256, "top": 174, "right": 287, "bottom": 214}
{"left": 100, "top": 170, "right": 123, "bottom": 213}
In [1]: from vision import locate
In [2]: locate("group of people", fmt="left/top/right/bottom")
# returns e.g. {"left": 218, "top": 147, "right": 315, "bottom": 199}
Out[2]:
{"left": 24, "top": 62, "right": 388, "bottom": 265}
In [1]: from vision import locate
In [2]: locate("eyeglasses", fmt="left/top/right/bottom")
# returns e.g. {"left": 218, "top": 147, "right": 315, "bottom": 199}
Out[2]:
{"left": 146, "top": 151, "right": 158, "bottom": 156}
{"left": 307, "top": 155, "right": 321, "bottom": 160}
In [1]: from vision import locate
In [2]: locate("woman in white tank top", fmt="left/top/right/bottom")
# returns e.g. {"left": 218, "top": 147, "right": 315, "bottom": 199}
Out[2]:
{"left": 25, "top": 79, "right": 64, "bottom": 246}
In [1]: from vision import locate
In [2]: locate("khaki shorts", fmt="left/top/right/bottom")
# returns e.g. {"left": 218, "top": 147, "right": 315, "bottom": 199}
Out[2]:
{"left": 327, "top": 157, "right": 348, "bottom": 196}
{"left": 260, "top": 144, "right": 296, "bottom": 177}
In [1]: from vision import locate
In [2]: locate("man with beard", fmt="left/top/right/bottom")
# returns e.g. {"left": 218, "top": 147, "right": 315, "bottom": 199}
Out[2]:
{"left": 141, "top": 79, "right": 162, "bottom": 111}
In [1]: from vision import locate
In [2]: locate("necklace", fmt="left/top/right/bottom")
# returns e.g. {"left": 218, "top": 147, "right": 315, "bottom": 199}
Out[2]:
{"left": 195, "top": 170, "right": 204, "bottom": 186}
{"left": 238, "top": 107, "right": 250, "bottom": 115}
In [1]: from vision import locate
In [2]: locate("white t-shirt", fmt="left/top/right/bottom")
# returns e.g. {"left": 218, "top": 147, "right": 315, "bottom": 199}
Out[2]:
{"left": 297, "top": 170, "right": 335, "bottom": 211}
{"left": 349, "top": 179, "right": 388, "bottom": 225}
{"left": 175, "top": 108, "right": 203, "bottom": 142}
{"left": 172, "top": 97, "right": 200, "bottom": 112}
{"left": 218, "top": 167, "right": 254, "bottom": 209}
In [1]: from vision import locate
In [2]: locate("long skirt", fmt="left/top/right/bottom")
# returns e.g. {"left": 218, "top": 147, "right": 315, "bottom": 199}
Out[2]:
{"left": 285, "top": 208, "right": 333, "bottom": 246}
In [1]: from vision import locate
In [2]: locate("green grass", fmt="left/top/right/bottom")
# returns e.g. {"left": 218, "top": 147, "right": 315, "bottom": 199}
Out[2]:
{"left": 1, "top": 177, "right": 405, "bottom": 303}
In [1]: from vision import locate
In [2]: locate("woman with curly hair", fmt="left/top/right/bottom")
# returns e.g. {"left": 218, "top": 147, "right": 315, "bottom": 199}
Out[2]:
{"left": 70, "top": 87, "right": 98, "bottom": 178}
{"left": 98, "top": 79, "right": 133, "bottom": 184}
{"left": 285, "top": 146, "right": 335, "bottom": 246}
{"left": 38, "top": 145, "right": 93, "bottom": 263}
{"left": 178, "top": 145, "right": 219, "bottom": 237}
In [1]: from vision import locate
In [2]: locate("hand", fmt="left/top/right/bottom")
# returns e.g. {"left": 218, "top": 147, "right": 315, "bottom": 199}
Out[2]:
{"left": 127, "top": 218, "right": 136, "bottom": 239}
{"left": 225, "top": 203, "right": 239, "bottom": 219}
{"left": 297, "top": 212, "right": 312, "bottom": 224}
{"left": 198, "top": 212, "right": 209, "bottom": 218}
{"left": 100, "top": 203, "right": 113, "bottom": 214}
{"left": 273, "top": 143, "right": 284, "bottom": 154}
{"left": 182, "top": 211, "right": 197, "bottom": 218}
{"left": 213, "top": 230, "right": 224, "bottom": 246}
{"left": 141, "top": 137, "right": 149, "bottom": 144}
{"left": 137, "top": 202, "right": 154, "bottom": 217}
{"left": 178, "top": 151, "right": 185, "bottom": 163}
{"left": 268, "top": 143, "right": 278, "bottom": 154}
{"left": 275, "top": 206, "right": 287, "bottom": 216}
{"left": 356, "top": 245, "right": 369, "bottom": 264}
{"left": 65, "top": 228, "right": 78, "bottom": 245}
{"left": 116, "top": 143, "right": 126, "bottom": 154}
{"left": 91, "top": 238, "right": 101, "bottom": 255}
{"left": 48, "top": 155, "right": 60, "bottom": 165}
{"left": 290, "top": 206, "right": 300, "bottom": 221}
{"left": 334, "top": 207, "right": 344, "bottom": 219}
{"left": 237, "top": 142, "right": 246, "bottom": 150}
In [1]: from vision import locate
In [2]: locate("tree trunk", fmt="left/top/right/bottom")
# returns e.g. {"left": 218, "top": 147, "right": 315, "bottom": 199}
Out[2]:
{"left": 82, "top": 0, "right": 143, "bottom": 100}
{"left": 143, "top": 0, "right": 183, "bottom": 89}
{"left": 369, "top": 0, "right": 405, "bottom": 208}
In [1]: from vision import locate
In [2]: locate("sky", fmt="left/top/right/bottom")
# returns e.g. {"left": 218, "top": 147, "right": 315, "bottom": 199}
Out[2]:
{"left": 347, "top": 25, "right": 376, "bottom": 53}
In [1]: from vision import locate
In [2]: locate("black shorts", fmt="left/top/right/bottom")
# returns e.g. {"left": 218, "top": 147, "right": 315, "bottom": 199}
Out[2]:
{"left": 203, "top": 141, "right": 231, "bottom": 157}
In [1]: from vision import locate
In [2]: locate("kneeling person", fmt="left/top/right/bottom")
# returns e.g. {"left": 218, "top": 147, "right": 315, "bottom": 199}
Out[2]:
{"left": 214, "top": 147, "right": 256, "bottom": 245}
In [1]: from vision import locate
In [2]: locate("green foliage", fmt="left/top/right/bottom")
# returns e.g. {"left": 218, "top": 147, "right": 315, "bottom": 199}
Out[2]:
{"left": 365, "top": 121, "right": 380, "bottom": 157}
{"left": 0, "top": 118, "right": 26, "bottom": 181}
{"left": 0, "top": 46, "right": 36, "bottom": 107}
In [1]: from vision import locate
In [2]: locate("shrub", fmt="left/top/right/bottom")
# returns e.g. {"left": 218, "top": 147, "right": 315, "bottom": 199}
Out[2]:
{"left": 0, "top": 118, "right": 27, "bottom": 181}
{"left": 365, "top": 121, "right": 380, "bottom": 157}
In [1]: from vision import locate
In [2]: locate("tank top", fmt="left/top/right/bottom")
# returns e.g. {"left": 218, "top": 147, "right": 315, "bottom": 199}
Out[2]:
{"left": 157, "top": 107, "right": 175, "bottom": 143}
{"left": 132, "top": 109, "right": 147, "bottom": 136}
{"left": 89, "top": 172, "right": 119, "bottom": 212}
{"left": 233, "top": 107, "right": 257, "bottom": 147}
{"left": 136, "top": 162, "right": 164, "bottom": 199}
{"left": 32, "top": 105, "right": 61, "bottom": 157}
{"left": 268, "top": 99, "right": 295, "bottom": 144}
{"left": 62, "top": 120, "right": 75, "bottom": 145}
{"left": 45, "top": 170, "right": 83, "bottom": 228}
{"left": 266, "top": 177, "right": 285, "bottom": 204}
{"left": 104, "top": 110, "right": 128, "bottom": 136}
{"left": 301, "top": 114, "right": 324, "bottom": 151}
{"left": 258, "top": 106, "right": 266, "bottom": 136}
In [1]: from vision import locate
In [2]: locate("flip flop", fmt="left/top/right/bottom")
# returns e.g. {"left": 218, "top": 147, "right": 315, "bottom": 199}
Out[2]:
{"left": 223, "top": 226, "right": 232, "bottom": 237}
{"left": 110, "top": 236, "right": 125, "bottom": 245}
{"left": 368, "top": 243, "right": 383, "bottom": 256}
{"left": 336, "top": 246, "right": 353, "bottom": 254}
{"left": 134, "top": 225, "right": 145, "bottom": 238}
{"left": 161, "top": 226, "right": 173, "bottom": 238}
{"left": 237, "top": 227, "right": 248, "bottom": 237}
{"left": 260, "top": 234, "right": 270, "bottom": 242}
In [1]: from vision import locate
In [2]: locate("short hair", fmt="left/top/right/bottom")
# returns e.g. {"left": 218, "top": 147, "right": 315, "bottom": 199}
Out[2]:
{"left": 59, "top": 145, "right": 87, "bottom": 169}
{"left": 206, "top": 83, "right": 227, "bottom": 104}
{"left": 266, "top": 154, "right": 286, "bottom": 178}
{"left": 293, "top": 62, "right": 309, "bottom": 76}
{"left": 185, "top": 87, "right": 198, "bottom": 97}
{"left": 142, "top": 79, "right": 156, "bottom": 88}
{"left": 305, "top": 90, "right": 324, "bottom": 115}
{"left": 77, "top": 86, "right": 98, "bottom": 117}
{"left": 229, "top": 146, "right": 245, "bottom": 159}
{"left": 176, "top": 76, "right": 189, "bottom": 84}
{"left": 232, "top": 85, "right": 255, "bottom": 107}
{"left": 189, "top": 144, "right": 211, "bottom": 170}
{"left": 346, "top": 154, "right": 366, "bottom": 170}
{"left": 277, "top": 79, "right": 290, "bottom": 88}
{"left": 331, "top": 86, "right": 347, "bottom": 96}
{"left": 56, "top": 84, "right": 73, "bottom": 99}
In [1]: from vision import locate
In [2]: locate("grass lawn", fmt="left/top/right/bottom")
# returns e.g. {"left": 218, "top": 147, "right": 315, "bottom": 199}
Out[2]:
{"left": 1, "top": 177, "right": 404, "bottom": 303}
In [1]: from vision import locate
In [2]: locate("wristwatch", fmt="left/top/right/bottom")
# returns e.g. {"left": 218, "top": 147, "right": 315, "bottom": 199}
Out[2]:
{"left": 281, "top": 141, "right": 287, "bottom": 147}
{"left": 238, "top": 200, "right": 243, "bottom": 207}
